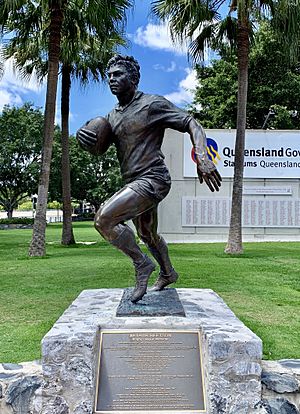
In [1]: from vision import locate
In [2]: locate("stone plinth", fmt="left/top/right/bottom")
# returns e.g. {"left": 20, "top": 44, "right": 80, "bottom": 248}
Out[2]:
{"left": 41, "top": 289, "right": 262, "bottom": 413}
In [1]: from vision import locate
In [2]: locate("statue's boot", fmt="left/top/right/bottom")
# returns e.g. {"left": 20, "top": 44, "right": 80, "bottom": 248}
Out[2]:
{"left": 131, "top": 256, "right": 156, "bottom": 303}
{"left": 150, "top": 268, "right": 179, "bottom": 291}
{"left": 111, "top": 225, "right": 155, "bottom": 303}
{"left": 147, "top": 236, "right": 179, "bottom": 291}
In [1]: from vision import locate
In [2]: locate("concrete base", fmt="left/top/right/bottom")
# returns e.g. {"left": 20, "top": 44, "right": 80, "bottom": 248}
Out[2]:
{"left": 41, "top": 289, "right": 263, "bottom": 413}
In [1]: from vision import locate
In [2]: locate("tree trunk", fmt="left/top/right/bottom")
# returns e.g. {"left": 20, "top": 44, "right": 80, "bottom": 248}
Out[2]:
{"left": 61, "top": 65, "right": 75, "bottom": 245}
{"left": 225, "top": 10, "right": 249, "bottom": 254}
{"left": 29, "top": 0, "right": 65, "bottom": 256}
{"left": 7, "top": 209, "right": 13, "bottom": 219}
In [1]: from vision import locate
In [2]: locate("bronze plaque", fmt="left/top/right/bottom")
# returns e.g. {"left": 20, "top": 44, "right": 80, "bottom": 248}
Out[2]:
{"left": 95, "top": 330, "right": 206, "bottom": 413}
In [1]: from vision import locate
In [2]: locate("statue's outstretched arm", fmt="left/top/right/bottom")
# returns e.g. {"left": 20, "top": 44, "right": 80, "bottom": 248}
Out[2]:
{"left": 187, "top": 119, "right": 222, "bottom": 192}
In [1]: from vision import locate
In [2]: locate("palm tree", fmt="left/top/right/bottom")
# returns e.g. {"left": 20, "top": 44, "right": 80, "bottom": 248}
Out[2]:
{"left": 151, "top": 0, "right": 294, "bottom": 254}
{"left": 29, "top": 0, "right": 66, "bottom": 256}
{"left": 3, "top": 0, "right": 132, "bottom": 254}
{"left": 1, "top": 0, "right": 66, "bottom": 255}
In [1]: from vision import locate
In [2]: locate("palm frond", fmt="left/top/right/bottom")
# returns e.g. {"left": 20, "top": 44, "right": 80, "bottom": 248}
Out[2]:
{"left": 188, "top": 23, "right": 217, "bottom": 62}
{"left": 4, "top": 0, "right": 131, "bottom": 87}
{"left": 0, "top": 56, "right": 3, "bottom": 79}
{"left": 0, "top": 0, "right": 26, "bottom": 32}
{"left": 216, "top": 15, "right": 238, "bottom": 47}
{"left": 272, "top": 0, "right": 300, "bottom": 63}
{"left": 152, "top": 0, "right": 223, "bottom": 51}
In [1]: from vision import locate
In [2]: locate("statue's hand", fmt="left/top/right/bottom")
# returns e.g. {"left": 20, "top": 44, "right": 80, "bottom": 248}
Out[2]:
{"left": 197, "top": 159, "right": 222, "bottom": 192}
{"left": 76, "top": 127, "right": 97, "bottom": 149}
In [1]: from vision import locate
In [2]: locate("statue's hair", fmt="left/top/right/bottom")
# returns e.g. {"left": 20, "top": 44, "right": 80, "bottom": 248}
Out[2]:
{"left": 107, "top": 55, "right": 140, "bottom": 87}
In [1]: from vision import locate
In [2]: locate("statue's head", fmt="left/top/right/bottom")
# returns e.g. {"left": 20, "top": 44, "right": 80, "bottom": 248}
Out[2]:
{"left": 107, "top": 55, "right": 140, "bottom": 91}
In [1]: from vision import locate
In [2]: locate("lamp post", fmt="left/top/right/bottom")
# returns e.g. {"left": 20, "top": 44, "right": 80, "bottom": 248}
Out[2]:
{"left": 262, "top": 107, "right": 276, "bottom": 129}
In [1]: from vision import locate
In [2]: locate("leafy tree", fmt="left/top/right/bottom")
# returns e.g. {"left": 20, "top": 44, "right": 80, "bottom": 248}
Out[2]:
{"left": 247, "top": 21, "right": 300, "bottom": 129}
{"left": 0, "top": 104, "right": 43, "bottom": 218}
{"left": 190, "top": 23, "right": 300, "bottom": 129}
{"left": 189, "top": 56, "right": 238, "bottom": 129}
{"left": 49, "top": 135, "right": 122, "bottom": 211}
{"left": 152, "top": 0, "right": 299, "bottom": 254}
{"left": 267, "top": 105, "right": 299, "bottom": 129}
{"left": 72, "top": 146, "right": 123, "bottom": 211}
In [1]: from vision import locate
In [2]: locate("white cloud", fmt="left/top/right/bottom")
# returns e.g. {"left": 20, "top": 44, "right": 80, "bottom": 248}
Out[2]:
{"left": 131, "top": 22, "right": 187, "bottom": 55}
{"left": 153, "top": 61, "right": 177, "bottom": 72}
{"left": 0, "top": 56, "right": 46, "bottom": 110}
{"left": 131, "top": 21, "right": 215, "bottom": 63}
{"left": 131, "top": 21, "right": 218, "bottom": 68}
{"left": 164, "top": 68, "right": 197, "bottom": 105}
{"left": 0, "top": 57, "right": 75, "bottom": 126}
{"left": 0, "top": 88, "right": 23, "bottom": 109}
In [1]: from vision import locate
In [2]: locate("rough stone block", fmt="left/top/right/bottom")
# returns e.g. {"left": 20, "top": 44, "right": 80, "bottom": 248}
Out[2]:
{"left": 41, "top": 288, "right": 263, "bottom": 413}
{"left": 0, "top": 361, "right": 42, "bottom": 414}
{"left": 261, "top": 360, "right": 300, "bottom": 410}
{"left": 262, "top": 371, "right": 299, "bottom": 394}
{"left": 261, "top": 397, "right": 299, "bottom": 413}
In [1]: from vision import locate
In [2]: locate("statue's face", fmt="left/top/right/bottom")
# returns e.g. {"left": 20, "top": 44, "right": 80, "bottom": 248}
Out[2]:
{"left": 108, "top": 64, "right": 134, "bottom": 95}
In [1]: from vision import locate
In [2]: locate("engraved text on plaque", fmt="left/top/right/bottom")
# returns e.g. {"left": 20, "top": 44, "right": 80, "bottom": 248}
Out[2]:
{"left": 95, "top": 330, "right": 206, "bottom": 413}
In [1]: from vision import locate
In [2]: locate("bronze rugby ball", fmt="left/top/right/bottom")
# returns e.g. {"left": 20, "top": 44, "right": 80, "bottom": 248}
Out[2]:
{"left": 80, "top": 116, "right": 112, "bottom": 156}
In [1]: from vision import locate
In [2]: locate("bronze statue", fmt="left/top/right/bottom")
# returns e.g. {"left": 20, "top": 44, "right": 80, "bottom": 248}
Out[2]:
{"left": 77, "top": 55, "right": 221, "bottom": 304}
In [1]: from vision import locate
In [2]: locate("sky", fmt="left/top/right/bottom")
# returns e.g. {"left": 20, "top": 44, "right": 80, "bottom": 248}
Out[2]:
{"left": 0, "top": 0, "right": 223, "bottom": 134}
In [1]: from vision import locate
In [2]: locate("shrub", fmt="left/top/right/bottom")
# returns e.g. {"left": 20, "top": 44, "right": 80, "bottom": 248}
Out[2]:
{"left": 47, "top": 201, "right": 61, "bottom": 209}
{"left": 0, "top": 217, "right": 34, "bottom": 225}
{"left": 18, "top": 201, "right": 33, "bottom": 211}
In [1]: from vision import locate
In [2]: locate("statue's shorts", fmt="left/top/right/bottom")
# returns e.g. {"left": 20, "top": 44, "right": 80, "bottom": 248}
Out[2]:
{"left": 126, "top": 165, "right": 171, "bottom": 203}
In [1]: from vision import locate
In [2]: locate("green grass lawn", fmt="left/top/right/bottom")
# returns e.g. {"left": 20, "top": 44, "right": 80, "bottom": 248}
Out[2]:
{"left": 0, "top": 222, "right": 299, "bottom": 362}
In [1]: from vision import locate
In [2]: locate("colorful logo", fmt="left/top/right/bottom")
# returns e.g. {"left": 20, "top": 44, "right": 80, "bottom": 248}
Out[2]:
{"left": 191, "top": 137, "right": 221, "bottom": 165}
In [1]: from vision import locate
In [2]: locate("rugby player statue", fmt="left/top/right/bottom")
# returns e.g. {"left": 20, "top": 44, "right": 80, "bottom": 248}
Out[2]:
{"left": 77, "top": 55, "right": 221, "bottom": 304}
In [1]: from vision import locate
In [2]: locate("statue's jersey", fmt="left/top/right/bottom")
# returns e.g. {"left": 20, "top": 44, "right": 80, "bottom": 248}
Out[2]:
{"left": 107, "top": 91, "right": 192, "bottom": 201}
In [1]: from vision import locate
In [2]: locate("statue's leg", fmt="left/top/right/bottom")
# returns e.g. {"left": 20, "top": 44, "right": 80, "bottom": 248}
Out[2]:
{"left": 94, "top": 186, "right": 156, "bottom": 303}
{"left": 133, "top": 208, "right": 178, "bottom": 291}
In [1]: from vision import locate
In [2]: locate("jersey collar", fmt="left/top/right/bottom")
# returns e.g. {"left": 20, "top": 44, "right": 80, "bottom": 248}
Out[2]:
{"left": 115, "top": 91, "right": 143, "bottom": 112}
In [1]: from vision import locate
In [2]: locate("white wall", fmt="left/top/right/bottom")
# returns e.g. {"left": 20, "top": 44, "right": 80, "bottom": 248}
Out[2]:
{"left": 158, "top": 129, "right": 300, "bottom": 243}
